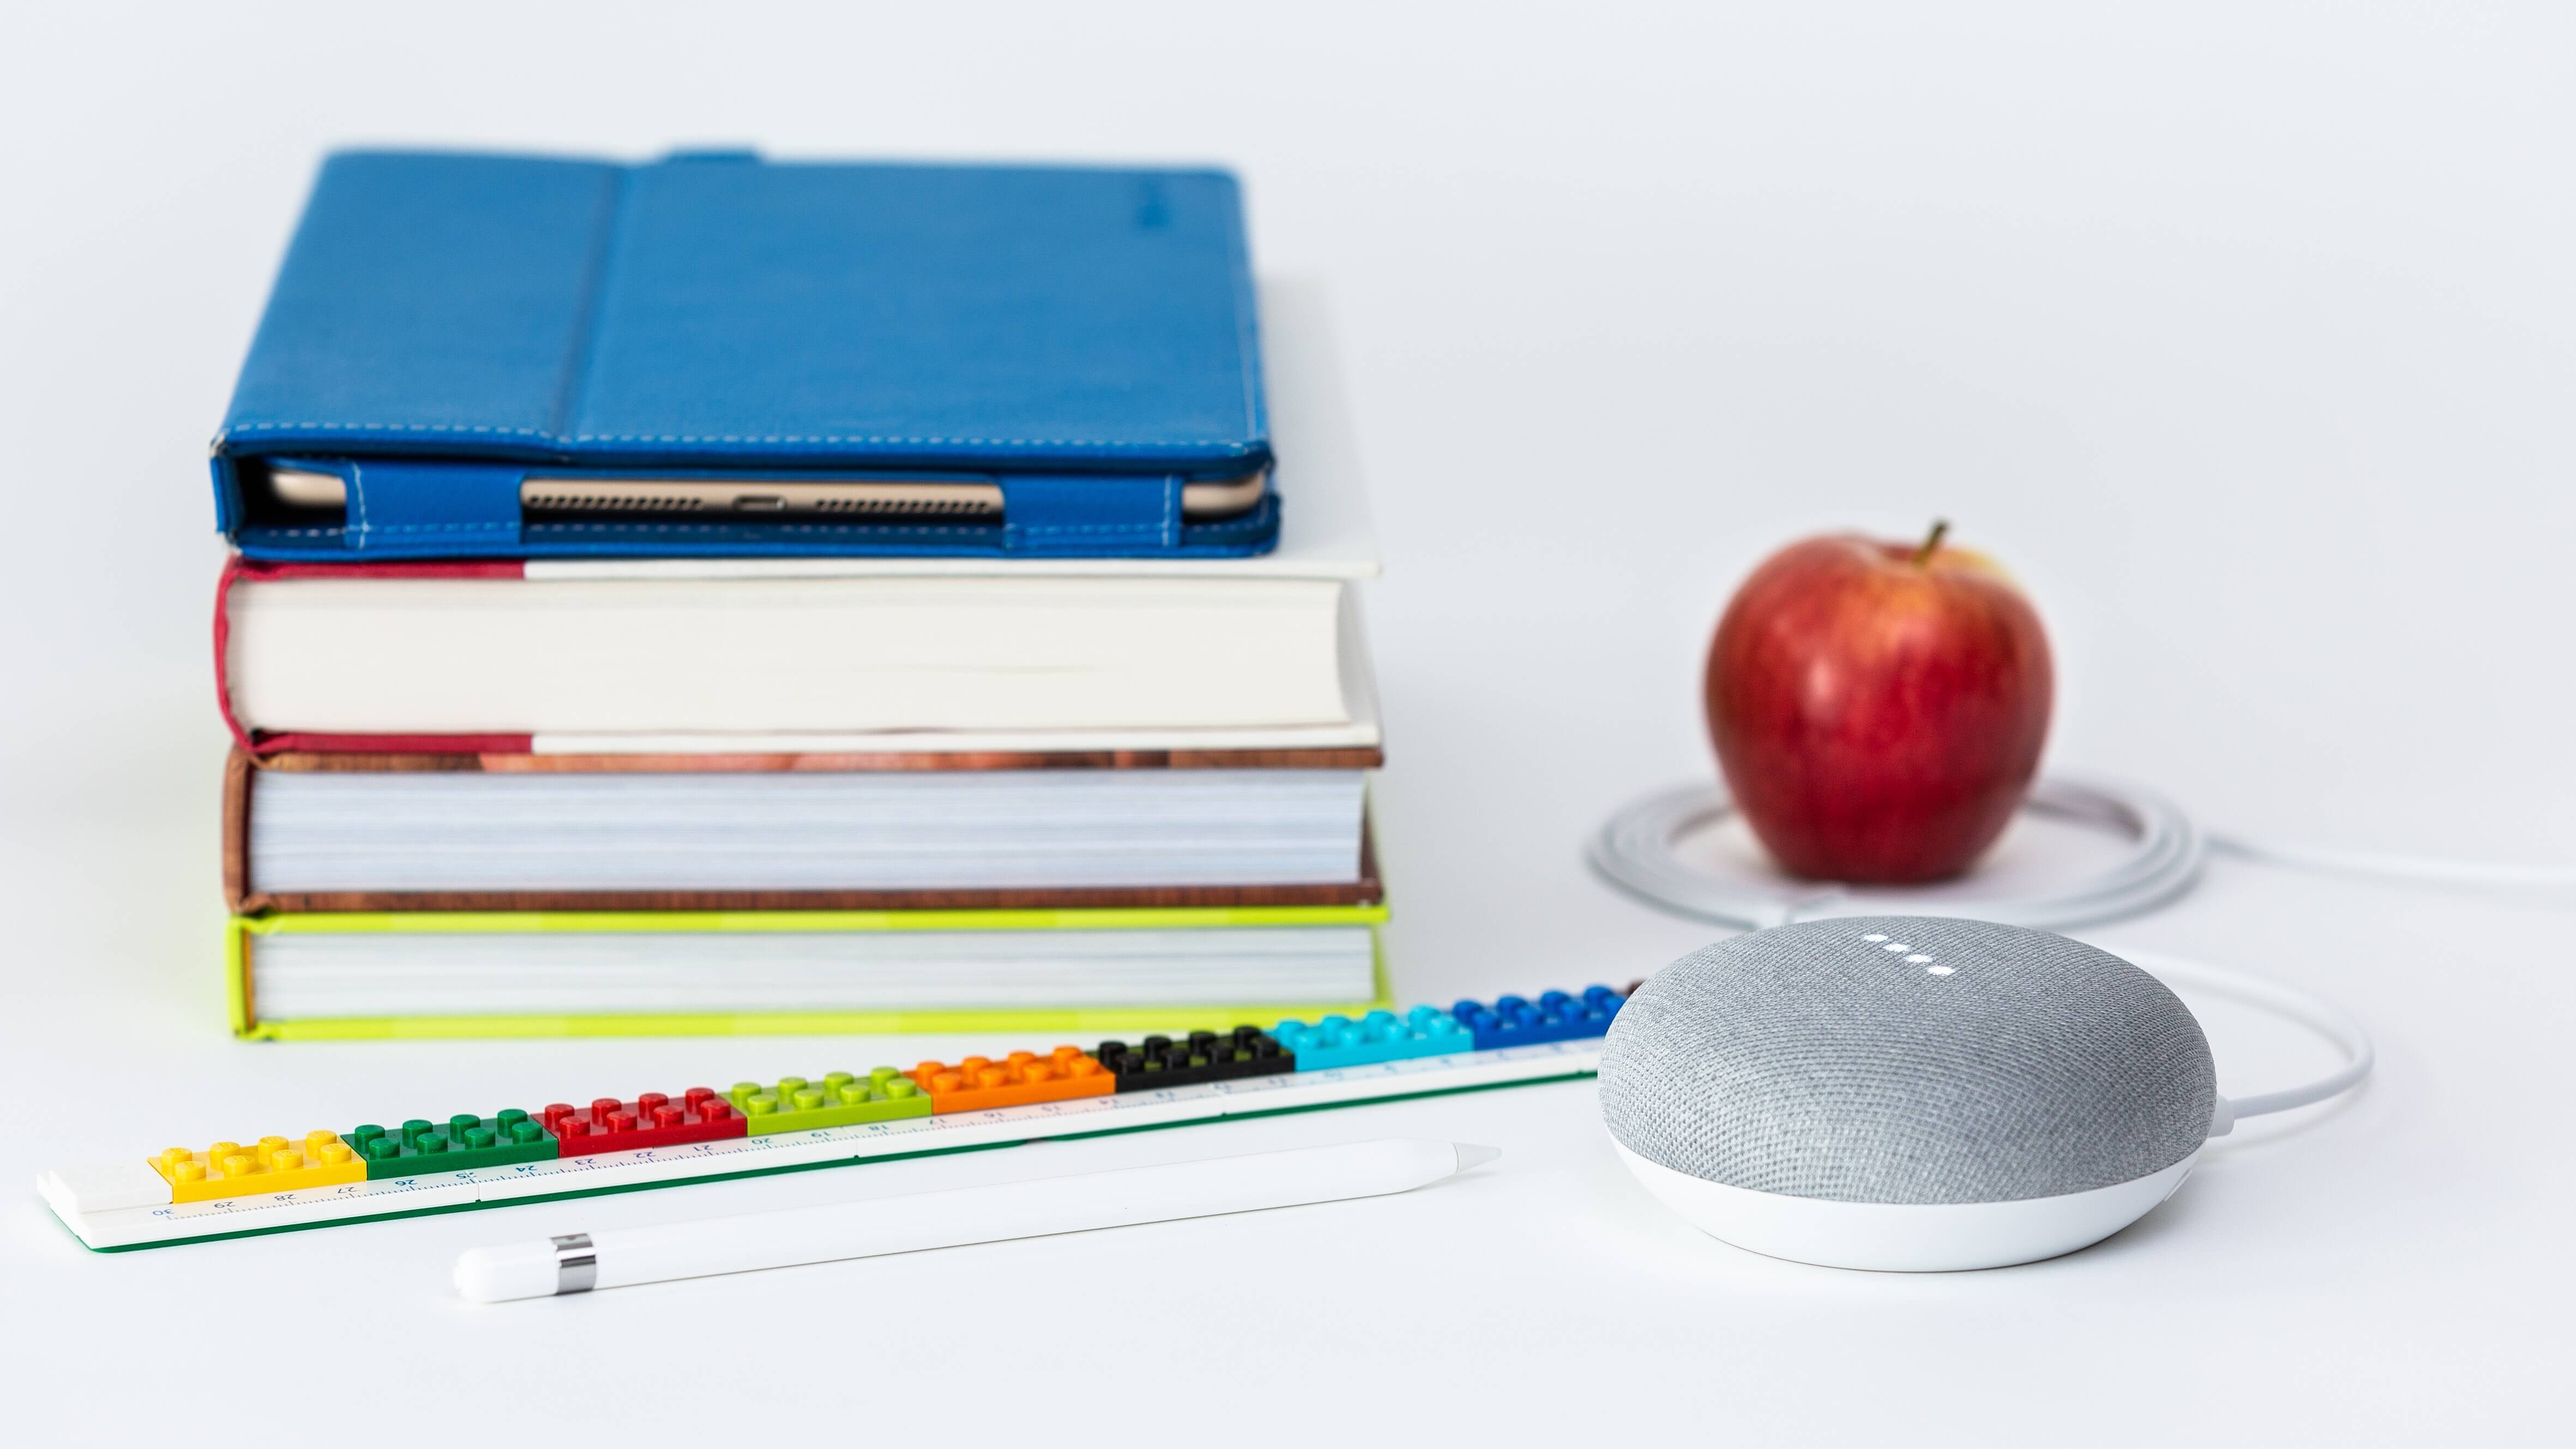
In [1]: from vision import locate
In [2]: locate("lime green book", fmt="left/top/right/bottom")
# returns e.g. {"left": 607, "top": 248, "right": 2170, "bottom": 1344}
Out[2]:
{"left": 228, "top": 905, "right": 1392, "bottom": 1040}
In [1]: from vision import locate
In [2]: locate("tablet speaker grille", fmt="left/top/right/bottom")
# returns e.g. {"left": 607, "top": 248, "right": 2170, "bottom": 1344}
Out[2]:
{"left": 519, "top": 493, "right": 710, "bottom": 513}
{"left": 1597, "top": 917, "right": 2214, "bottom": 1205}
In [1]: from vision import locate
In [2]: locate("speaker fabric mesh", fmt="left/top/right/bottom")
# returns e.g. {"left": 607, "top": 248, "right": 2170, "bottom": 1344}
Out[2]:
{"left": 1598, "top": 917, "right": 2214, "bottom": 1205}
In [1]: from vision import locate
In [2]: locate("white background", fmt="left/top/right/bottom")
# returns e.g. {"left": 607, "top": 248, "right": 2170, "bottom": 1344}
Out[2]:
{"left": 4, "top": 2, "right": 2572, "bottom": 1442}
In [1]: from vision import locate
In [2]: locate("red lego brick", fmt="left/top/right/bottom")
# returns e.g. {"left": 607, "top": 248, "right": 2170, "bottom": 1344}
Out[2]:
{"left": 540, "top": 1087, "right": 745, "bottom": 1157}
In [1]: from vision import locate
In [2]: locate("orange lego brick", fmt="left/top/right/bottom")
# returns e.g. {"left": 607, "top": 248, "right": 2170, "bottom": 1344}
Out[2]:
{"left": 905, "top": 1047, "right": 1114, "bottom": 1113}
{"left": 149, "top": 1130, "right": 365, "bottom": 1203}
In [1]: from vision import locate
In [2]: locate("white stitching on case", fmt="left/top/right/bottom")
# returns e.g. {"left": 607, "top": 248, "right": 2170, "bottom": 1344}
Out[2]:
{"left": 345, "top": 462, "right": 368, "bottom": 547}
{"left": 344, "top": 522, "right": 520, "bottom": 534}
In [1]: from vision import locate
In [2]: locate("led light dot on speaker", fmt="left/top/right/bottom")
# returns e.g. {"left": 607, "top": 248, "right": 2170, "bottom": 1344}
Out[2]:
{"left": 1598, "top": 916, "right": 2216, "bottom": 1271}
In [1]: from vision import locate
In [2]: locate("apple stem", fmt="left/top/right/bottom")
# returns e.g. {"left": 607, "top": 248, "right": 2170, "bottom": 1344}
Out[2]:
{"left": 1912, "top": 519, "right": 1951, "bottom": 566}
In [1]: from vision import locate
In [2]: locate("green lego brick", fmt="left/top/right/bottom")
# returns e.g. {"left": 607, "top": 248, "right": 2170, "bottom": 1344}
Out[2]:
{"left": 347, "top": 1111, "right": 559, "bottom": 1179}
{"left": 729, "top": 1069, "right": 932, "bottom": 1135}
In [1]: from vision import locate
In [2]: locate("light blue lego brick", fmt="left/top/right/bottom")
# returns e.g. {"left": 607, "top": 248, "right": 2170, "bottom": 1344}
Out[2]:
{"left": 1273, "top": 1006, "right": 1473, "bottom": 1071}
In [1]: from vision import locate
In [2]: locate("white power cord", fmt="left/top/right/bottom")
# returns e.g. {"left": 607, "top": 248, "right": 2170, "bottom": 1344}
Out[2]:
{"left": 2109, "top": 947, "right": 2378, "bottom": 1135}
{"left": 1584, "top": 772, "right": 2471, "bottom": 1132}
{"left": 2206, "top": 835, "right": 2576, "bottom": 887}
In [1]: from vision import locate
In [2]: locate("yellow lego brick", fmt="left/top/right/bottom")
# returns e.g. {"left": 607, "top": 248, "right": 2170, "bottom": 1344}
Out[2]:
{"left": 150, "top": 1131, "right": 364, "bottom": 1203}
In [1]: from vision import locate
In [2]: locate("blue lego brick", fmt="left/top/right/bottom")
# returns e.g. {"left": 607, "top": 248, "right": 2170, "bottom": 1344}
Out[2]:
{"left": 1450, "top": 985, "right": 1625, "bottom": 1051}
{"left": 1272, "top": 1007, "right": 1473, "bottom": 1071}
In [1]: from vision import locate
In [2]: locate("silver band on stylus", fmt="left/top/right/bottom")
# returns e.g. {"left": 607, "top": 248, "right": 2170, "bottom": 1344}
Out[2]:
{"left": 551, "top": 1232, "right": 597, "bottom": 1294}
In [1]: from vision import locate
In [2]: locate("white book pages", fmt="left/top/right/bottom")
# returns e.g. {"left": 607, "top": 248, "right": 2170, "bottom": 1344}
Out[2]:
{"left": 249, "top": 925, "right": 1381, "bottom": 1019}
{"left": 250, "top": 768, "right": 1368, "bottom": 892}
{"left": 226, "top": 575, "right": 1350, "bottom": 735}
{"left": 532, "top": 584, "right": 1384, "bottom": 754}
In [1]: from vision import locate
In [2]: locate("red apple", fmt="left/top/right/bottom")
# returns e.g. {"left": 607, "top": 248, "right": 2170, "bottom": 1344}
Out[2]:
{"left": 1704, "top": 523, "right": 2053, "bottom": 883}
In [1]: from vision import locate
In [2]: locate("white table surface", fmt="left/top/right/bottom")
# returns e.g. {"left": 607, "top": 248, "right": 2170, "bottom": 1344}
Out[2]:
{"left": 4, "top": 4, "right": 2571, "bottom": 1442}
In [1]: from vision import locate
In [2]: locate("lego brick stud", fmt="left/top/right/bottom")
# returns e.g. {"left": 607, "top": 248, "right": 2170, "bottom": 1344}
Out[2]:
{"left": 541, "top": 1088, "right": 747, "bottom": 1157}
{"left": 903, "top": 1047, "right": 1114, "bottom": 1113}
{"left": 1094, "top": 1026, "right": 1296, "bottom": 1092}
{"left": 1272, "top": 1006, "right": 1473, "bottom": 1071}
{"left": 1450, "top": 985, "right": 1627, "bottom": 1051}
{"left": 344, "top": 1110, "right": 560, "bottom": 1179}
{"left": 147, "top": 1129, "right": 365, "bottom": 1202}
{"left": 729, "top": 1068, "right": 931, "bottom": 1135}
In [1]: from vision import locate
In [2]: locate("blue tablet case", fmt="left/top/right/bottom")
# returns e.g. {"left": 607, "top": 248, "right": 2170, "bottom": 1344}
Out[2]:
{"left": 212, "top": 150, "right": 1275, "bottom": 560}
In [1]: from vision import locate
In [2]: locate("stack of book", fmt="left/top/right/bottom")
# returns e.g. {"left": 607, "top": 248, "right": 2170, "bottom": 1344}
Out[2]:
{"left": 207, "top": 150, "right": 1391, "bottom": 1038}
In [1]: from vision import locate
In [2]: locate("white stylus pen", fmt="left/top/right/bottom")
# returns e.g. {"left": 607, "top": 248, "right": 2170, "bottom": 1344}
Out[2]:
{"left": 454, "top": 1137, "right": 1500, "bottom": 1302}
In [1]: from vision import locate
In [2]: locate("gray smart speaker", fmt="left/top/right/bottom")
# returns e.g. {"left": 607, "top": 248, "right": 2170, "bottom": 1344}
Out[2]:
{"left": 1598, "top": 916, "right": 2217, "bottom": 1270}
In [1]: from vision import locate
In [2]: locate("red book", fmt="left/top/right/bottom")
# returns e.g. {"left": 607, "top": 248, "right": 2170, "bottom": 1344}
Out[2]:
{"left": 212, "top": 555, "right": 1381, "bottom": 757}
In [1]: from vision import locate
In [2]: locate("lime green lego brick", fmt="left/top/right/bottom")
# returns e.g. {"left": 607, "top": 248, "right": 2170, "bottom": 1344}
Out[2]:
{"left": 729, "top": 1069, "right": 934, "bottom": 1135}
{"left": 347, "top": 1111, "right": 559, "bottom": 1179}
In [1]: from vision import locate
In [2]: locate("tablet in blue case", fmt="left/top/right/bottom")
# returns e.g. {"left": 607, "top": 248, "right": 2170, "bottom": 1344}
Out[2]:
{"left": 212, "top": 150, "right": 1275, "bottom": 560}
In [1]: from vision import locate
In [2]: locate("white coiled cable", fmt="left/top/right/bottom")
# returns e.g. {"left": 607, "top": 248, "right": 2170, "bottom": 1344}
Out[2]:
{"left": 1588, "top": 772, "right": 2205, "bottom": 931}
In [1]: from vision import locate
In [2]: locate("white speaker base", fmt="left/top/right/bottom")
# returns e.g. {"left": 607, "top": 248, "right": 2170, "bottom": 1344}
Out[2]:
{"left": 1613, "top": 1142, "right": 2197, "bottom": 1271}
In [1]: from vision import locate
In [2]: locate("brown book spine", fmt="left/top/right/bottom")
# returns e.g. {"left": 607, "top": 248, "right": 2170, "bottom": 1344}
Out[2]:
{"left": 222, "top": 746, "right": 255, "bottom": 911}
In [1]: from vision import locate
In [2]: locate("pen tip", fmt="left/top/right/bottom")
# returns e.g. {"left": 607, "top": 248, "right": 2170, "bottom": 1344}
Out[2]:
{"left": 1452, "top": 1143, "right": 1503, "bottom": 1173}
